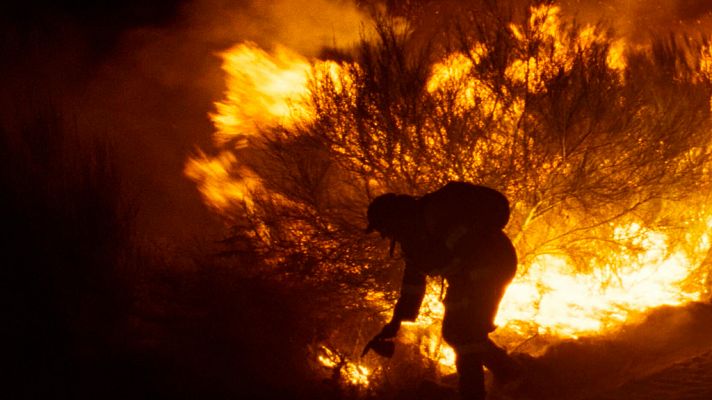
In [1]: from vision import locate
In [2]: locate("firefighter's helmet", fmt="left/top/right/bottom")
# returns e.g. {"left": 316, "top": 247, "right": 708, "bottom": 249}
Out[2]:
{"left": 366, "top": 193, "right": 417, "bottom": 234}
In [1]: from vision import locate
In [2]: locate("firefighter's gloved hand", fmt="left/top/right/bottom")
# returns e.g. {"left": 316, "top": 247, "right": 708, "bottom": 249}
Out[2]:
{"left": 361, "top": 338, "right": 395, "bottom": 358}
{"left": 361, "top": 320, "right": 401, "bottom": 358}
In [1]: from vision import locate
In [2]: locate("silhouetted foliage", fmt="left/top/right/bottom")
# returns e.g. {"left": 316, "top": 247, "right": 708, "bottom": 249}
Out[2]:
{"left": 217, "top": 3, "right": 712, "bottom": 387}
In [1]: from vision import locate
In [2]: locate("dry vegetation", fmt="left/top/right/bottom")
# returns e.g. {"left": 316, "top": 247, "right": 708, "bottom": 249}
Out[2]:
{"left": 212, "top": 3, "right": 712, "bottom": 391}
{"left": 6, "top": 1, "right": 712, "bottom": 399}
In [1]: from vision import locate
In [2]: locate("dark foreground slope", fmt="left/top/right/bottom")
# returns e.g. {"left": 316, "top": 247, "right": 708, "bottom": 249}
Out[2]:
{"left": 591, "top": 349, "right": 712, "bottom": 400}
{"left": 488, "top": 303, "right": 712, "bottom": 400}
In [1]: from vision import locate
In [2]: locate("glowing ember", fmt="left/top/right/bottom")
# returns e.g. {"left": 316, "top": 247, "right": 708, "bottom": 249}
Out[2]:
{"left": 317, "top": 346, "right": 372, "bottom": 386}
{"left": 399, "top": 279, "right": 457, "bottom": 374}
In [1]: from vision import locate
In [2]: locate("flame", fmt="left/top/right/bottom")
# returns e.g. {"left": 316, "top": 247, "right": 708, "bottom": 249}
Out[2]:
{"left": 607, "top": 39, "right": 628, "bottom": 72}
{"left": 421, "top": 220, "right": 708, "bottom": 340}
{"left": 210, "top": 42, "right": 313, "bottom": 146}
{"left": 184, "top": 42, "right": 315, "bottom": 212}
{"left": 427, "top": 50, "right": 503, "bottom": 119}
{"left": 398, "top": 279, "right": 457, "bottom": 374}
{"left": 184, "top": 150, "right": 260, "bottom": 211}
{"left": 187, "top": 2, "right": 712, "bottom": 384}
{"left": 317, "top": 346, "right": 372, "bottom": 387}
{"left": 496, "top": 220, "right": 711, "bottom": 338}
{"left": 506, "top": 5, "right": 627, "bottom": 92}
{"left": 186, "top": 43, "right": 345, "bottom": 211}
{"left": 398, "top": 219, "right": 710, "bottom": 372}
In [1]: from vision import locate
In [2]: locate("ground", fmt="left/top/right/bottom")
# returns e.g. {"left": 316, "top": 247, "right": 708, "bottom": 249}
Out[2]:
{"left": 488, "top": 302, "right": 712, "bottom": 400}
{"left": 590, "top": 349, "right": 712, "bottom": 400}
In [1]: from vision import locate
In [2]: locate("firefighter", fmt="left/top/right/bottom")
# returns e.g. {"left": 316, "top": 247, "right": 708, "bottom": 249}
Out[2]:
{"left": 362, "top": 182, "right": 520, "bottom": 400}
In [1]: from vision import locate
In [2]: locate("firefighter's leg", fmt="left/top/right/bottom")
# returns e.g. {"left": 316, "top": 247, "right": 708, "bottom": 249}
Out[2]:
{"left": 455, "top": 346, "right": 486, "bottom": 400}
{"left": 480, "top": 338, "right": 521, "bottom": 384}
{"left": 444, "top": 311, "right": 488, "bottom": 400}
{"left": 462, "top": 280, "right": 520, "bottom": 384}
{"left": 455, "top": 338, "right": 521, "bottom": 399}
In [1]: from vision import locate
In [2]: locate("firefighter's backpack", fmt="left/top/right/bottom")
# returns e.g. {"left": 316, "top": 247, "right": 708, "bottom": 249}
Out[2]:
{"left": 420, "top": 181, "right": 510, "bottom": 243}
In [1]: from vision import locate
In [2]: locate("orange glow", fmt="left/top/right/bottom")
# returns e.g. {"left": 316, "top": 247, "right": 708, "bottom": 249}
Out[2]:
{"left": 701, "top": 42, "right": 712, "bottom": 78}
{"left": 497, "top": 221, "right": 710, "bottom": 338}
{"left": 507, "top": 5, "right": 628, "bottom": 92}
{"left": 210, "top": 42, "right": 313, "bottom": 146}
{"left": 186, "top": 3, "right": 712, "bottom": 383}
{"left": 184, "top": 150, "right": 259, "bottom": 211}
{"left": 187, "top": 43, "right": 345, "bottom": 212}
{"left": 400, "top": 279, "right": 457, "bottom": 374}
{"left": 317, "top": 346, "right": 372, "bottom": 386}
{"left": 607, "top": 39, "right": 628, "bottom": 73}
{"left": 398, "top": 218, "right": 711, "bottom": 373}
{"left": 427, "top": 50, "right": 501, "bottom": 118}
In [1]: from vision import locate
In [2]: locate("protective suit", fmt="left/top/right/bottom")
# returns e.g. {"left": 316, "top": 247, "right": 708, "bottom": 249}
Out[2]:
{"left": 364, "top": 182, "right": 519, "bottom": 400}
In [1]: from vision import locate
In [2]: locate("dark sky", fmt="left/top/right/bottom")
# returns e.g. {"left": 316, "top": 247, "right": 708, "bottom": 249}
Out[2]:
{"left": 3, "top": 1, "right": 186, "bottom": 27}
{"left": 1, "top": 0, "right": 224, "bottom": 240}
{"left": 2, "top": 0, "right": 187, "bottom": 64}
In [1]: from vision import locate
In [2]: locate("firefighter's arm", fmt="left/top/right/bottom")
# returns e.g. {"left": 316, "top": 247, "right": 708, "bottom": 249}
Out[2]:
{"left": 391, "top": 264, "right": 427, "bottom": 323}
{"left": 362, "top": 265, "right": 426, "bottom": 357}
{"left": 375, "top": 265, "right": 426, "bottom": 339}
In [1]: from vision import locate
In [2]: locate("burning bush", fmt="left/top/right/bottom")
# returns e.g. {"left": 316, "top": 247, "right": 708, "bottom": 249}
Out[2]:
{"left": 186, "top": 0, "right": 712, "bottom": 393}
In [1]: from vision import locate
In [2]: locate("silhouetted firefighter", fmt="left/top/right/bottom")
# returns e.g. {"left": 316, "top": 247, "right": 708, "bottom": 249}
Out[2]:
{"left": 363, "top": 181, "right": 520, "bottom": 400}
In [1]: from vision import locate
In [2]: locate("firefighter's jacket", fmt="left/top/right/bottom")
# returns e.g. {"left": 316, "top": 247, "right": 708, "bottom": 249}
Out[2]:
{"left": 391, "top": 195, "right": 517, "bottom": 347}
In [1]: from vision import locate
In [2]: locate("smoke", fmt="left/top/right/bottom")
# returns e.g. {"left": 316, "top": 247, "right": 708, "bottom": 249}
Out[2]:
{"left": 165, "top": 0, "right": 369, "bottom": 58}
{"left": 21, "top": 0, "right": 370, "bottom": 240}
{"left": 5, "top": 0, "right": 712, "bottom": 240}
{"left": 559, "top": 0, "right": 712, "bottom": 41}
{"left": 47, "top": 0, "right": 712, "bottom": 239}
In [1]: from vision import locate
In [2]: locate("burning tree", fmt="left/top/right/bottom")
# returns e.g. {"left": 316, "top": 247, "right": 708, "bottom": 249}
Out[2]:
{"left": 186, "top": 1, "right": 712, "bottom": 391}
